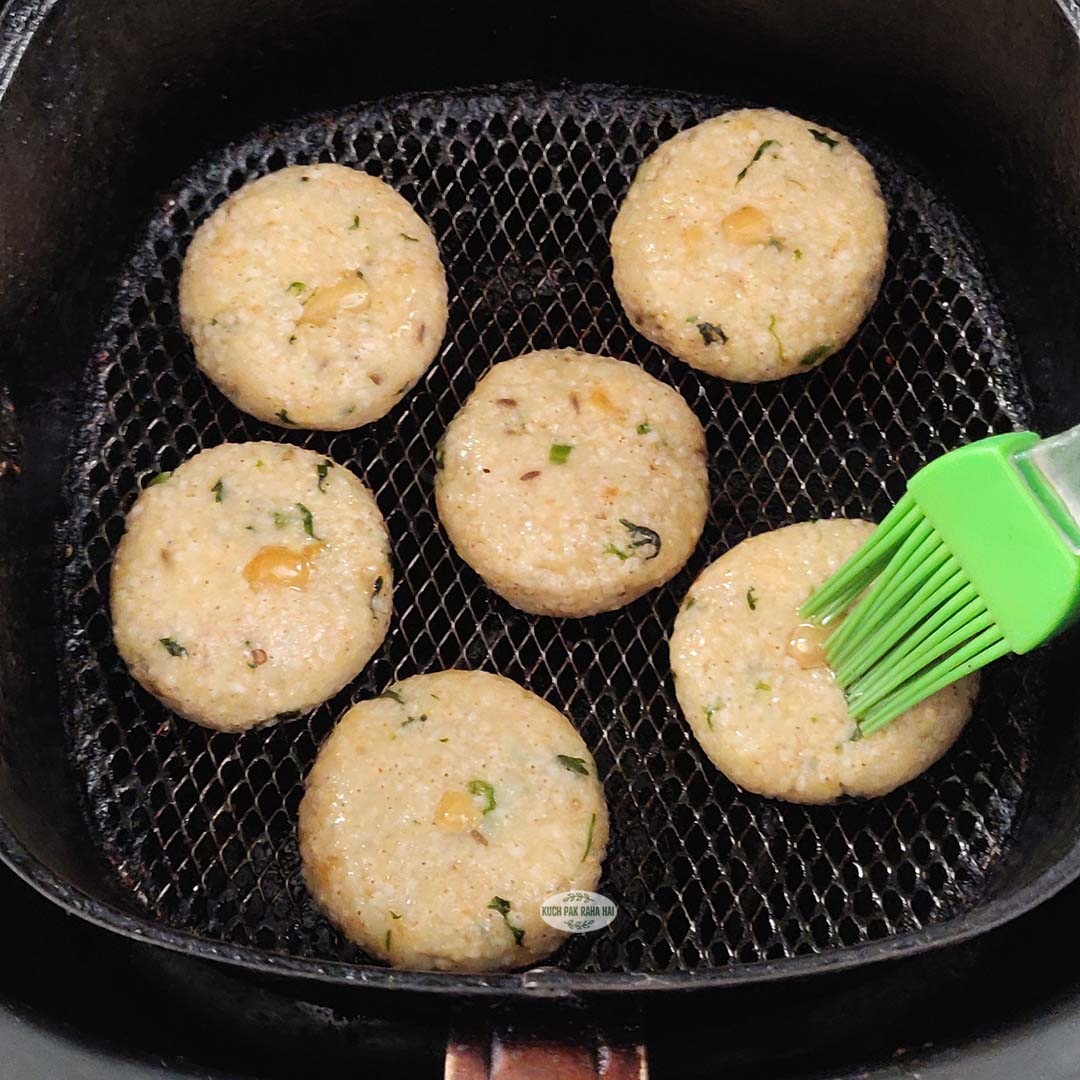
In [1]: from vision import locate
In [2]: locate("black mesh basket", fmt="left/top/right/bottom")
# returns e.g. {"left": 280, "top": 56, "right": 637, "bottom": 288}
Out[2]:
{"left": 37, "top": 83, "right": 1058, "bottom": 992}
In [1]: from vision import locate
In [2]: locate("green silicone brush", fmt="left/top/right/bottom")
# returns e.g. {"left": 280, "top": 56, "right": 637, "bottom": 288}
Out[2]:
{"left": 800, "top": 427, "right": 1080, "bottom": 735}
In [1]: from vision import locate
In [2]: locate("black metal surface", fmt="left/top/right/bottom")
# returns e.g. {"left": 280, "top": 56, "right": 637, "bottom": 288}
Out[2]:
{"left": 53, "top": 85, "right": 1045, "bottom": 989}
{"left": 8, "top": 801, "right": 1080, "bottom": 1080}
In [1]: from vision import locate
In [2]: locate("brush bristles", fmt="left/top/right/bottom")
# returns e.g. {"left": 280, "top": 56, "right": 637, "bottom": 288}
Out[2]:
{"left": 845, "top": 590, "right": 988, "bottom": 707}
{"left": 825, "top": 517, "right": 937, "bottom": 666}
{"left": 831, "top": 556, "right": 962, "bottom": 685}
{"left": 799, "top": 493, "right": 921, "bottom": 624}
{"left": 856, "top": 629, "right": 1009, "bottom": 733}
{"left": 804, "top": 495, "right": 1008, "bottom": 733}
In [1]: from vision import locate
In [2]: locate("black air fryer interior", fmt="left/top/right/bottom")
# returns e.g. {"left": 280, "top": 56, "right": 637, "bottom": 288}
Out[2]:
{"left": 61, "top": 85, "right": 1041, "bottom": 982}
{"left": 2, "top": 0, "right": 1080, "bottom": 996}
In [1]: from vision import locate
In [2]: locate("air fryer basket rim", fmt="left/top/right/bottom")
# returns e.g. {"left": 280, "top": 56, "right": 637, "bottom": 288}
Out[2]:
{"left": 6, "top": 802, "right": 1080, "bottom": 995}
{"left": 3, "top": 0, "right": 1080, "bottom": 997}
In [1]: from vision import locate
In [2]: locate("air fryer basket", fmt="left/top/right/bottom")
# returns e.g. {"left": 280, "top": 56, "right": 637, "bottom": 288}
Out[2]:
{"left": 3, "top": 0, "right": 1080, "bottom": 997}
{"left": 57, "top": 84, "right": 1043, "bottom": 984}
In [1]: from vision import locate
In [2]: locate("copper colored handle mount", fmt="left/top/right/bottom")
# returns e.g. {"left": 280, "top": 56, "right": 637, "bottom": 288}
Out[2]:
{"left": 446, "top": 1022, "right": 647, "bottom": 1080}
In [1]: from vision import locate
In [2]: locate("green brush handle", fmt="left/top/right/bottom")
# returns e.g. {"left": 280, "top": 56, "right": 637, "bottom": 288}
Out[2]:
{"left": 802, "top": 424, "right": 1080, "bottom": 733}
{"left": 907, "top": 429, "right": 1080, "bottom": 653}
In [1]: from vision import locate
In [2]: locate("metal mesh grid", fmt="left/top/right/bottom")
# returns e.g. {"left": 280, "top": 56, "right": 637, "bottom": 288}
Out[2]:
{"left": 60, "top": 85, "right": 1042, "bottom": 978}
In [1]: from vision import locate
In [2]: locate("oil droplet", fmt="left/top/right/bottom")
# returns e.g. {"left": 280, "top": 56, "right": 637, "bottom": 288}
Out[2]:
{"left": 434, "top": 790, "right": 482, "bottom": 832}
{"left": 297, "top": 274, "right": 370, "bottom": 327}
{"left": 243, "top": 543, "right": 320, "bottom": 591}
{"left": 722, "top": 205, "right": 773, "bottom": 246}
{"left": 786, "top": 621, "right": 831, "bottom": 669}
{"left": 587, "top": 385, "right": 623, "bottom": 417}
{"left": 681, "top": 222, "right": 704, "bottom": 251}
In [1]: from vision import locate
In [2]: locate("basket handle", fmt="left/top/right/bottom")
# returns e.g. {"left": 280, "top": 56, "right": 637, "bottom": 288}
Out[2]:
{"left": 446, "top": 1016, "right": 647, "bottom": 1079}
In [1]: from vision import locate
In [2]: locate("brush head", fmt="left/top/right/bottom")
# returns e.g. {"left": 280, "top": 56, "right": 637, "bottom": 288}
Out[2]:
{"left": 801, "top": 432, "right": 1080, "bottom": 733}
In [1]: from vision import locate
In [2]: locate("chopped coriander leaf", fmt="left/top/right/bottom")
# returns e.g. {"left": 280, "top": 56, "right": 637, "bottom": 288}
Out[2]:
{"left": 288, "top": 334, "right": 297, "bottom": 345}
{"left": 703, "top": 703, "right": 722, "bottom": 730}
{"left": 349, "top": 215, "right": 360, "bottom": 230}
{"left": 684, "top": 596, "right": 696, "bottom": 610}
{"left": 549, "top": 443, "right": 573, "bottom": 465}
{"left": 275, "top": 408, "right": 294, "bottom": 425}
{"left": 851, "top": 726, "right": 865, "bottom": 742}
{"left": 620, "top": 518, "right": 661, "bottom": 560}
{"left": 211, "top": 477, "right": 225, "bottom": 502}
{"left": 746, "top": 586, "right": 758, "bottom": 610}
{"left": 736, "top": 138, "right": 778, "bottom": 183}
{"left": 390, "top": 910, "right": 401, "bottom": 919}
{"left": 755, "top": 680, "right": 771, "bottom": 692}
{"left": 809, "top": 127, "right": 839, "bottom": 149}
{"left": 685, "top": 314, "right": 699, "bottom": 323}
{"left": 557, "top": 754, "right": 589, "bottom": 776}
{"left": 255, "top": 460, "right": 264, "bottom": 468}
{"left": 316, "top": 459, "right": 333, "bottom": 492}
{"left": 159, "top": 637, "right": 187, "bottom": 657}
{"left": 767, "top": 237, "right": 784, "bottom": 250}
{"left": 400, "top": 232, "right": 420, "bottom": 242}
{"left": 582, "top": 811, "right": 597, "bottom": 862}
{"left": 148, "top": 471, "right": 172, "bottom": 486}
{"left": 376, "top": 689, "right": 405, "bottom": 704}
{"left": 793, "top": 248, "right": 804, "bottom": 261}
{"left": 800, "top": 343, "right": 833, "bottom": 367}
{"left": 488, "top": 896, "right": 525, "bottom": 947}
{"left": 401, "top": 713, "right": 428, "bottom": 727}
{"left": 637, "top": 421, "right": 652, "bottom": 435}
{"left": 295, "top": 502, "right": 319, "bottom": 539}
{"left": 604, "top": 543, "right": 629, "bottom": 561}
{"left": 466, "top": 779, "right": 496, "bottom": 814}
{"left": 210, "top": 317, "right": 218, "bottom": 326}
{"left": 439, "top": 737, "right": 449, "bottom": 743}
{"left": 286, "top": 281, "right": 307, "bottom": 295}
{"left": 272, "top": 511, "right": 290, "bottom": 528}
{"left": 697, "top": 321, "right": 728, "bottom": 346}
{"left": 435, "top": 439, "right": 446, "bottom": 471}
{"left": 767, "top": 314, "right": 786, "bottom": 361}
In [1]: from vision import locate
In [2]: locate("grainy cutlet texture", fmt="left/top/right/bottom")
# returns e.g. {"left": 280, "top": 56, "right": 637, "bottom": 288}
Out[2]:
{"left": 110, "top": 442, "right": 392, "bottom": 732}
{"left": 436, "top": 349, "right": 709, "bottom": 617}
{"left": 299, "top": 670, "right": 609, "bottom": 972}
{"left": 670, "top": 520, "right": 977, "bottom": 803}
{"left": 179, "top": 164, "right": 447, "bottom": 429}
{"left": 611, "top": 109, "right": 887, "bottom": 382}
